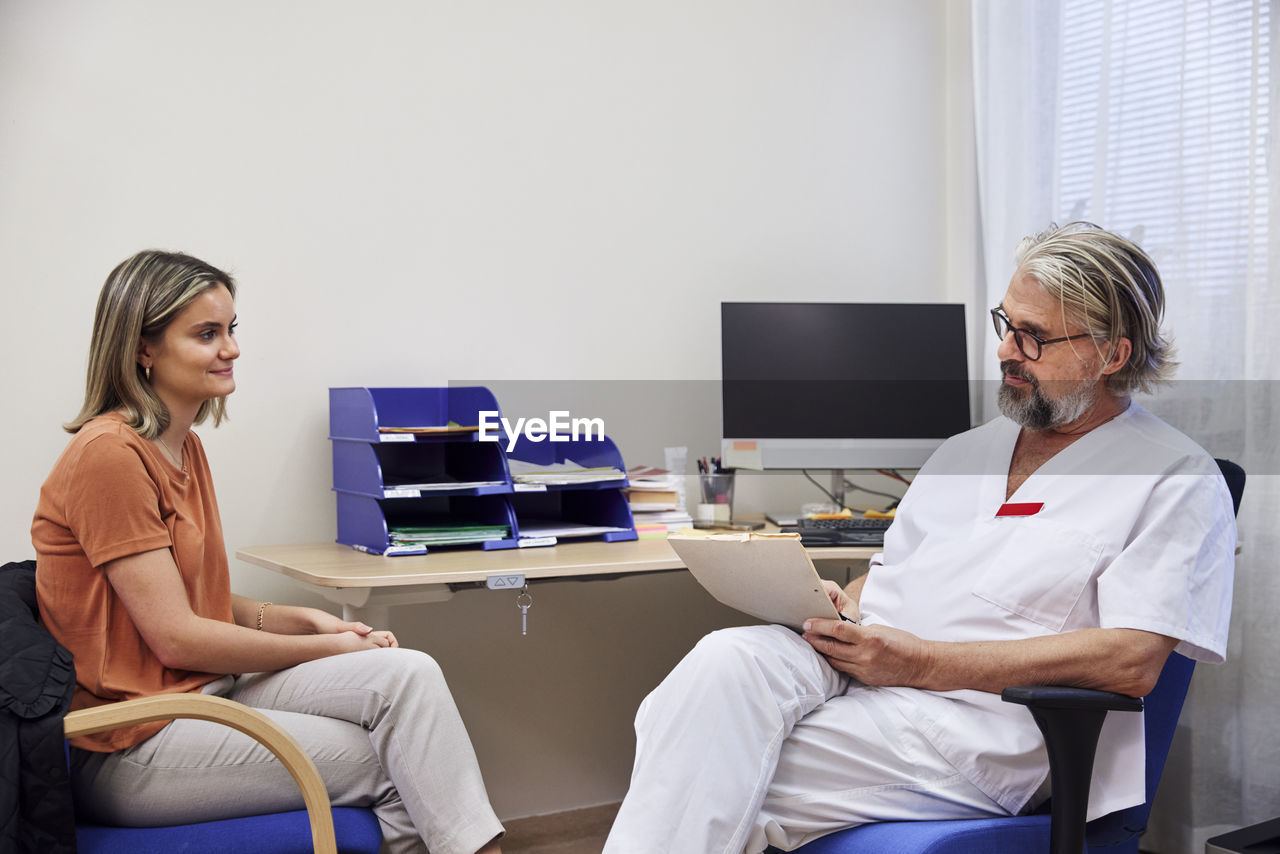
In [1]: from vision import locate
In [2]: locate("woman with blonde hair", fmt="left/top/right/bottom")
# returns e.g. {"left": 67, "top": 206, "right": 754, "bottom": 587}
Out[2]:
{"left": 33, "top": 250, "right": 503, "bottom": 854}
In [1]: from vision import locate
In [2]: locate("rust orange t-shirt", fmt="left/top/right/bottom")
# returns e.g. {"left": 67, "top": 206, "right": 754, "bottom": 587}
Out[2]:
{"left": 32, "top": 412, "right": 234, "bottom": 752}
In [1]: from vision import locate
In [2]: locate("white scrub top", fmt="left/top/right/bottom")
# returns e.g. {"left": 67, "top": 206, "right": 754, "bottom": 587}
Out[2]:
{"left": 858, "top": 402, "right": 1236, "bottom": 821}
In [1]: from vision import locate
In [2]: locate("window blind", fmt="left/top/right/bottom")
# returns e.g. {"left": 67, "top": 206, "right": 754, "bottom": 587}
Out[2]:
{"left": 1056, "top": 0, "right": 1269, "bottom": 379}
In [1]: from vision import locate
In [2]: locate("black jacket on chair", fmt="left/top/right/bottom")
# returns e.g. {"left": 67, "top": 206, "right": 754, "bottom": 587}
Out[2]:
{"left": 0, "top": 559, "right": 78, "bottom": 853}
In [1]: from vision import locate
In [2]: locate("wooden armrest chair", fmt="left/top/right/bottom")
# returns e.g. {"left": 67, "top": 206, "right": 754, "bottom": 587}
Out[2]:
{"left": 64, "top": 693, "right": 355, "bottom": 854}
{"left": 0, "top": 558, "right": 380, "bottom": 854}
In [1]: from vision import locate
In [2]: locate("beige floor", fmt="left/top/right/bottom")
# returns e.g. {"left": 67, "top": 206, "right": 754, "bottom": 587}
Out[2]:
{"left": 502, "top": 802, "right": 620, "bottom": 854}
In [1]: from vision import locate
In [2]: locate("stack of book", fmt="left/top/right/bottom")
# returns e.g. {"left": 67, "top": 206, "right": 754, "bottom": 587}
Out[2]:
{"left": 625, "top": 465, "right": 693, "bottom": 537}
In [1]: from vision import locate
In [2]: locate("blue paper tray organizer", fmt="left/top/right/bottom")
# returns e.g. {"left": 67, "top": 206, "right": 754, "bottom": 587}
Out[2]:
{"left": 329, "top": 386, "right": 500, "bottom": 444}
{"left": 329, "top": 387, "right": 636, "bottom": 555}
{"left": 506, "top": 433, "right": 638, "bottom": 544}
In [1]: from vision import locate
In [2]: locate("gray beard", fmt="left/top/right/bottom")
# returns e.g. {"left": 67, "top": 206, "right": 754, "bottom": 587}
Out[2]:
{"left": 997, "top": 376, "right": 1097, "bottom": 431}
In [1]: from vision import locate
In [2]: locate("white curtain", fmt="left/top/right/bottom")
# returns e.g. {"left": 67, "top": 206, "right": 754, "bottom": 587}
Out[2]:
{"left": 971, "top": 2, "right": 1277, "bottom": 852}
{"left": 971, "top": 0, "right": 1063, "bottom": 395}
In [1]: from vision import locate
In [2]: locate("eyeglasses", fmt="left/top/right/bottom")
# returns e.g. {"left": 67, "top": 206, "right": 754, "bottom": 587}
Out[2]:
{"left": 990, "top": 307, "right": 1096, "bottom": 361}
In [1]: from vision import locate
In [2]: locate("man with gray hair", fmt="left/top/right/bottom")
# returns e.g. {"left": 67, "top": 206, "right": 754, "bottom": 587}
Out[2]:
{"left": 605, "top": 223, "right": 1236, "bottom": 854}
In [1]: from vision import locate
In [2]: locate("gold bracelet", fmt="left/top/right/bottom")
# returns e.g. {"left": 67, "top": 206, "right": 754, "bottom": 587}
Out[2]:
{"left": 257, "top": 602, "right": 272, "bottom": 631}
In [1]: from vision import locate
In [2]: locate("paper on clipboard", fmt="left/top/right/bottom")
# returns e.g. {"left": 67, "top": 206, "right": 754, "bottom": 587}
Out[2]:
{"left": 668, "top": 530, "right": 856, "bottom": 631}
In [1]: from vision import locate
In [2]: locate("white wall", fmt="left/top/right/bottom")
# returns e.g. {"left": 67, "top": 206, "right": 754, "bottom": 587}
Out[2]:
{"left": 0, "top": 0, "right": 962, "bottom": 819}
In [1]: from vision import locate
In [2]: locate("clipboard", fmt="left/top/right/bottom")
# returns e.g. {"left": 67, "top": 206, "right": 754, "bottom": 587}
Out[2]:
{"left": 668, "top": 530, "right": 857, "bottom": 631}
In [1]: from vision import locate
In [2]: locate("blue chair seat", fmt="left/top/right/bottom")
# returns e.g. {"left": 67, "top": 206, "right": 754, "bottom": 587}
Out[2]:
{"left": 76, "top": 806, "right": 382, "bottom": 854}
{"left": 794, "top": 815, "right": 1051, "bottom": 854}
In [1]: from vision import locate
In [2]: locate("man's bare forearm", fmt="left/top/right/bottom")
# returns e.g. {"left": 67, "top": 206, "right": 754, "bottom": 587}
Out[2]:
{"left": 803, "top": 617, "right": 1177, "bottom": 698}
{"left": 918, "top": 628, "right": 1177, "bottom": 696}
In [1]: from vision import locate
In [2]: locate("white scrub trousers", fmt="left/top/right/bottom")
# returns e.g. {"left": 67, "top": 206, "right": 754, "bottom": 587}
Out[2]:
{"left": 604, "top": 625, "right": 1009, "bottom": 854}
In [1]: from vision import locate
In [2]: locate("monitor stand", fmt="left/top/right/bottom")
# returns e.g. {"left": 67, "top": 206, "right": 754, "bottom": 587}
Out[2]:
{"left": 829, "top": 469, "right": 847, "bottom": 511}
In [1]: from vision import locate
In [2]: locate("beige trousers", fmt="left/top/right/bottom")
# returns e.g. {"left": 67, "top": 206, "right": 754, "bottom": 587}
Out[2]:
{"left": 71, "top": 647, "right": 503, "bottom": 854}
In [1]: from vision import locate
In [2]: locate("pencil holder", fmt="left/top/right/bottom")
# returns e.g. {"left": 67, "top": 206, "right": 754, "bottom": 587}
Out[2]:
{"left": 697, "top": 472, "right": 735, "bottom": 523}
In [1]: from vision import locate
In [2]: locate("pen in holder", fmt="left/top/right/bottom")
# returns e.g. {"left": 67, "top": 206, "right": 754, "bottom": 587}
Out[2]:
{"left": 696, "top": 472, "right": 735, "bottom": 524}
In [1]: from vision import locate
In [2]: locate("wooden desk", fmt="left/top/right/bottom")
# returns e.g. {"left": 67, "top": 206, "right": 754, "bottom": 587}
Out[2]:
{"left": 236, "top": 538, "right": 879, "bottom": 623}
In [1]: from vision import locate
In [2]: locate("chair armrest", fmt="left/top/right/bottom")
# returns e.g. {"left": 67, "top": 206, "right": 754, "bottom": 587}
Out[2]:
{"left": 1002, "top": 685, "right": 1144, "bottom": 712}
{"left": 64, "top": 693, "right": 337, "bottom": 854}
{"left": 1000, "top": 686, "right": 1143, "bottom": 854}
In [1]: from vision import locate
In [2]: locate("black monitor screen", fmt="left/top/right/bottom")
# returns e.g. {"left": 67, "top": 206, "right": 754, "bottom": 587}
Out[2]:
{"left": 721, "top": 302, "right": 970, "bottom": 441}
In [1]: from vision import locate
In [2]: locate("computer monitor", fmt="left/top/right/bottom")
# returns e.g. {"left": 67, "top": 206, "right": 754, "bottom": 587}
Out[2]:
{"left": 720, "top": 302, "right": 971, "bottom": 505}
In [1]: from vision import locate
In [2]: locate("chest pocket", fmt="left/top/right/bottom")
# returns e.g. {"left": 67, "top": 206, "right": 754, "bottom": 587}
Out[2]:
{"left": 972, "top": 516, "right": 1103, "bottom": 632}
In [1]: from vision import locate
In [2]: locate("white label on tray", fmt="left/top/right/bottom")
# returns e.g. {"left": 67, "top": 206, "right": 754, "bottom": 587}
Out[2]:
{"left": 513, "top": 483, "right": 548, "bottom": 492}
{"left": 518, "top": 537, "right": 557, "bottom": 548}
{"left": 380, "top": 433, "right": 415, "bottom": 443}
{"left": 382, "top": 545, "right": 428, "bottom": 556}
{"left": 383, "top": 488, "right": 421, "bottom": 499}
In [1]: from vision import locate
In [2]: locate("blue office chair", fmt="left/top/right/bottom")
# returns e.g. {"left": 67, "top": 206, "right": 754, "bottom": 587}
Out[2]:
{"left": 0, "top": 559, "right": 382, "bottom": 854}
{"left": 788, "top": 459, "right": 1245, "bottom": 854}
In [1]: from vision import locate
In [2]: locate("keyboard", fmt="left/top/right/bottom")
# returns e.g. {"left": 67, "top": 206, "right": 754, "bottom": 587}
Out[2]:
{"left": 788, "top": 516, "right": 892, "bottom": 547}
